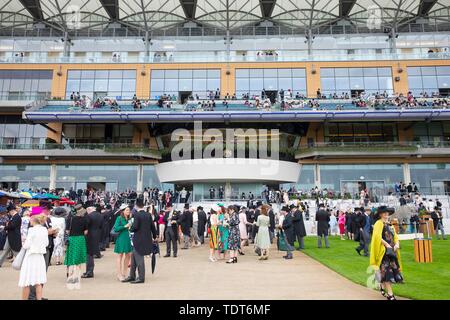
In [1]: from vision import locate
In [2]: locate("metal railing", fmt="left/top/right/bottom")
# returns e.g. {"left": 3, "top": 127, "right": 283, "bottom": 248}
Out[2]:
{"left": 0, "top": 142, "right": 159, "bottom": 154}
{"left": 1, "top": 51, "right": 450, "bottom": 64}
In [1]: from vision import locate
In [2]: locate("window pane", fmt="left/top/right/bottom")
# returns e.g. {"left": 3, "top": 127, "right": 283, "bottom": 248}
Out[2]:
{"left": 278, "top": 69, "right": 292, "bottom": 78}
{"left": 292, "top": 69, "right": 306, "bottom": 77}
{"left": 235, "top": 69, "right": 249, "bottom": 78}
{"left": 179, "top": 79, "right": 192, "bottom": 91}
{"left": 193, "top": 78, "right": 207, "bottom": 90}
{"left": 321, "top": 68, "right": 335, "bottom": 77}
{"left": 207, "top": 70, "right": 220, "bottom": 78}
{"left": 108, "top": 79, "right": 122, "bottom": 91}
{"left": 109, "top": 70, "right": 123, "bottom": 78}
{"left": 152, "top": 70, "right": 165, "bottom": 79}
{"left": 264, "top": 69, "right": 278, "bottom": 77}
{"left": 408, "top": 76, "right": 423, "bottom": 89}
{"left": 193, "top": 70, "right": 207, "bottom": 78}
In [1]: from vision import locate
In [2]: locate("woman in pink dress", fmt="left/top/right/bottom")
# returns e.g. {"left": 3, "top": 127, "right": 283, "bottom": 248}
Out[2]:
{"left": 238, "top": 208, "right": 251, "bottom": 254}
{"left": 338, "top": 211, "right": 346, "bottom": 240}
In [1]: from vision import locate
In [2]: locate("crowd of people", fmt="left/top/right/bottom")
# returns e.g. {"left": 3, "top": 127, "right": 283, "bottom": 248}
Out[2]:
{"left": 0, "top": 182, "right": 447, "bottom": 301}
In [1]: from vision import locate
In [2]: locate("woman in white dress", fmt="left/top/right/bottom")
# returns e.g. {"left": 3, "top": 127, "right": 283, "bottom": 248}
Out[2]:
{"left": 19, "top": 214, "right": 49, "bottom": 300}
{"left": 50, "top": 208, "right": 67, "bottom": 265}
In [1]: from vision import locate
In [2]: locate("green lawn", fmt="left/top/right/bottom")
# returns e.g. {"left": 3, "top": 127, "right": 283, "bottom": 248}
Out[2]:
{"left": 300, "top": 236, "right": 450, "bottom": 300}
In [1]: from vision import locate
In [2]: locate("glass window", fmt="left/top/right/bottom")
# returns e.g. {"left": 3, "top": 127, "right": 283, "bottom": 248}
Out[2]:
{"left": 249, "top": 69, "right": 263, "bottom": 77}
{"left": 151, "top": 79, "right": 164, "bottom": 92}
{"left": 109, "top": 70, "right": 123, "bottom": 78}
{"left": 278, "top": 78, "right": 292, "bottom": 90}
{"left": 363, "top": 68, "right": 378, "bottom": 77}
{"left": 321, "top": 78, "right": 336, "bottom": 90}
{"left": 336, "top": 78, "right": 350, "bottom": 90}
{"left": 94, "top": 79, "right": 108, "bottom": 91}
{"left": 407, "top": 76, "right": 423, "bottom": 89}
{"left": 264, "top": 69, "right": 278, "bottom": 77}
{"left": 122, "top": 79, "right": 136, "bottom": 92}
{"left": 207, "top": 70, "right": 220, "bottom": 78}
{"left": 278, "top": 69, "right": 292, "bottom": 78}
{"left": 436, "top": 66, "right": 450, "bottom": 75}
{"left": 421, "top": 67, "right": 436, "bottom": 76}
{"left": 152, "top": 70, "right": 165, "bottom": 79}
{"left": 437, "top": 76, "right": 450, "bottom": 88}
{"left": 422, "top": 76, "right": 438, "bottom": 89}
{"left": 122, "top": 70, "right": 136, "bottom": 79}
{"left": 207, "top": 79, "right": 220, "bottom": 90}
{"left": 193, "top": 70, "right": 207, "bottom": 78}
{"left": 179, "top": 70, "right": 193, "bottom": 79}
{"left": 350, "top": 77, "right": 364, "bottom": 89}
{"left": 378, "top": 68, "right": 392, "bottom": 76}
{"left": 407, "top": 67, "right": 421, "bottom": 76}
{"left": 179, "top": 78, "right": 192, "bottom": 91}
{"left": 95, "top": 70, "right": 109, "bottom": 78}
{"left": 349, "top": 68, "right": 364, "bottom": 77}
{"left": 292, "top": 69, "right": 306, "bottom": 78}
{"left": 321, "top": 68, "right": 335, "bottom": 77}
{"left": 164, "top": 79, "right": 178, "bottom": 91}
{"left": 80, "top": 79, "right": 94, "bottom": 92}
{"left": 235, "top": 69, "right": 249, "bottom": 78}
{"left": 81, "top": 70, "right": 95, "bottom": 78}
{"left": 264, "top": 78, "right": 278, "bottom": 90}
{"left": 364, "top": 77, "right": 379, "bottom": 90}
{"left": 335, "top": 68, "right": 349, "bottom": 77}
{"left": 108, "top": 79, "right": 122, "bottom": 91}
{"left": 68, "top": 70, "right": 81, "bottom": 79}
{"left": 250, "top": 78, "right": 263, "bottom": 90}
{"left": 193, "top": 78, "right": 207, "bottom": 90}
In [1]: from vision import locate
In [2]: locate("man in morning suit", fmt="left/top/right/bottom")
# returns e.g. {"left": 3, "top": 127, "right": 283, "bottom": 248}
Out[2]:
{"left": 123, "top": 198, "right": 157, "bottom": 284}
{"left": 82, "top": 206, "right": 103, "bottom": 278}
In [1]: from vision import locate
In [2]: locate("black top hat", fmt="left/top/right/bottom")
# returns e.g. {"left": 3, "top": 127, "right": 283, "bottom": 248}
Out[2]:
{"left": 318, "top": 203, "right": 325, "bottom": 208}
{"left": 281, "top": 206, "right": 289, "bottom": 212}
{"left": 184, "top": 203, "right": 190, "bottom": 209}
{"left": 197, "top": 206, "right": 203, "bottom": 211}
{"left": 289, "top": 204, "right": 297, "bottom": 210}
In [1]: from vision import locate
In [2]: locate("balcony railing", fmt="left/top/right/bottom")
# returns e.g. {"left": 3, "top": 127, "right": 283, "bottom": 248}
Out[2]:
{"left": 0, "top": 142, "right": 161, "bottom": 157}
{"left": 1, "top": 52, "right": 450, "bottom": 64}
{"left": 296, "top": 141, "right": 450, "bottom": 156}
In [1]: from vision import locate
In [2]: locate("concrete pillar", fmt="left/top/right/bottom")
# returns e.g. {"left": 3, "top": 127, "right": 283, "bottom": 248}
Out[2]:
{"left": 403, "top": 163, "right": 411, "bottom": 185}
{"left": 49, "top": 164, "right": 57, "bottom": 191}
{"left": 225, "top": 181, "right": 232, "bottom": 201}
{"left": 136, "top": 164, "right": 144, "bottom": 193}
{"left": 314, "top": 164, "right": 321, "bottom": 189}
{"left": 63, "top": 32, "right": 71, "bottom": 58}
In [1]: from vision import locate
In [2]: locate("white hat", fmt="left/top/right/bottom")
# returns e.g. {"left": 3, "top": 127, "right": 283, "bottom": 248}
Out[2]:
{"left": 115, "top": 203, "right": 129, "bottom": 214}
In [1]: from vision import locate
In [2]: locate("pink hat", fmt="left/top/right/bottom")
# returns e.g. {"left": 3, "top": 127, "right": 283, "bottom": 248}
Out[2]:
{"left": 30, "top": 207, "right": 43, "bottom": 216}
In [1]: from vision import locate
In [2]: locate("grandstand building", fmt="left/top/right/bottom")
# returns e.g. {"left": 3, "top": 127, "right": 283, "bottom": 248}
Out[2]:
{"left": 0, "top": 0, "right": 450, "bottom": 200}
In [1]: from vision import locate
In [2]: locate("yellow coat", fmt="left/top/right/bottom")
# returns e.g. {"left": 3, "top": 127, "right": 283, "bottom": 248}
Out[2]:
{"left": 369, "top": 219, "right": 402, "bottom": 271}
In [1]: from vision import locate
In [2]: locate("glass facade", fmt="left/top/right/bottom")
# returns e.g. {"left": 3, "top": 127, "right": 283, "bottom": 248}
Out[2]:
{"left": 150, "top": 69, "right": 221, "bottom": 99}
{"left": 235, "top": 68, "right": 307, "bottom": 98}
{"left": 56, "top": 165, "right": 138, "bottom": 191}
{"left": 0, "top": 115, "right": 48, "bottom": 147}
{"left": 319, "top": 164, "right": 404, "bottom": 196}
{"left": 0, "top": 165, "right": 51, "bottom": 190}
{"left": 142, "top": 165, "right": 164, "bottom": 190}
{"left": 0, "top": 69, "right": 52, "bottom": 100}
{"left": 65, "top": 69, "right": 136, "bottom": 99}
{"left": 410, "top": 164, "right": 450, "bottom": 195}
{"left": 324, "top": 122, "right": 398, "bottom": 143}
{"left": 320, "top": 67, "right": 393, "bottom": 96}
{"left": 62, "top": 124, "right": 134, "bottom": 144}
{"left": 412, "top": 122, "right": 450, "bottom": 146}
{"left": 407, "top": 66, "right": 450, "bottom": 96}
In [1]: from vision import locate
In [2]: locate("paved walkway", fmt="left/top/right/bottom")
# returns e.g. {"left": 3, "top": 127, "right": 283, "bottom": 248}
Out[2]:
{"left": 0, "top": 243, "right": 384, "bottom": 300}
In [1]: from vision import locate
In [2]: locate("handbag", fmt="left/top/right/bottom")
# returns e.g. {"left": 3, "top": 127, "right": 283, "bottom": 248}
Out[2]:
{"left": 12, "top": 247, "right": 27, "bottom": 271}
{"left": 385, "top": 247, "right": 396, "bottom": 259}
{"left": 277, "top": 231, "right": 289, "bottom": 252}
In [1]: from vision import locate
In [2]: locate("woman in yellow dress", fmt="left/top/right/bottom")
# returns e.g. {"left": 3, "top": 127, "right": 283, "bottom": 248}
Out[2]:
{"left": 209, "top": 207, "right": 219, "bottom": 262}
{"left": 370, "top": 206, "right": 403, "bottom": 300}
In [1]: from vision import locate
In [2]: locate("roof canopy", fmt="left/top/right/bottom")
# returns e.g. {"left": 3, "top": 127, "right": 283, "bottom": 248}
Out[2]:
{"left": 0, "top": 0, "right": 448, "bottom": 35}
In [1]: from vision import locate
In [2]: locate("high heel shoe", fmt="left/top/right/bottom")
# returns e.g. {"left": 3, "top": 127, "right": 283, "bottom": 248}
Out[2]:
{"left": 226, "top": 258, "right": 234, "bottom": 264}
{"left": 386, "top": 294, "right": 396, "bottom": 301}
{"left": 238, "top": 250, "right": 245, "bottom": 256}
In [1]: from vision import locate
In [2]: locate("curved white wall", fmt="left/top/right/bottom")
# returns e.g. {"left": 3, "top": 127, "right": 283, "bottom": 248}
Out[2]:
{"left": 155, "top": 158, "right": 300, "bottom": 183}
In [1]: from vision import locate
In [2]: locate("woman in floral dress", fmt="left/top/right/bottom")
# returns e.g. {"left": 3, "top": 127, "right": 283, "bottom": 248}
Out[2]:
{"left": 370, "top": 206, "right": 403, "bottom": 300}
{"left": 217, "top": 206, "right": 229, "bottom": 260}
{"left": 227, "top": 205, "right": 241, "bottom": 264}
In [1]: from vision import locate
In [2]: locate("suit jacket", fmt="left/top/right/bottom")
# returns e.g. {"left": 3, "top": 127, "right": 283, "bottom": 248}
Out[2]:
{"left": 131, "top": 209, "right": 156, "bottom": 256}
{"left": 268, "top": 209, "right": 276, "bottom": 232}
{"left": 292, "top": 210, "right": 306, "bottom": 237}
{"left": 315, "top": 209, "right": 330, "bottom": 236}
{"left": 86, "top": 211, "right": 103, "bottom": 255}
{"left": 5, "top": 214, "right": 22, "bottom": 252}
{"left": 282, "top": 213, "right": 295, "bottom": 244}
{"left": 197, "top": 210, "right": 207, "bottom": 236}
{"left": 179, "top": 210, "right": 193, "bottom": 235}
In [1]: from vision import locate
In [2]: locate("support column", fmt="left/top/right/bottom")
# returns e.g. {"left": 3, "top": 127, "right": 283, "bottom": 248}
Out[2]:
{"left": 314, "top": 164, "right": 321, "bottom": 189}
{"left": 403, "top": 163, "right": 411, "bottom": 185}
{"left": 306, "top": 29, "right": 314, "bottom": 56}
{"left": 144, "top": 31, "right": 151, "bottom": 60}
{"left": 388, "top": 28, "right": 398, "bottom": 54}
{"left": 63, "top": 32, "right": 71, "bottom": 58}
{"left": 137, "top": 164, "right": 144, "bottom": 193}
{"left": 225, "top": 181, "right": 232, "bottom": 201}
{"left": 49, "top": 164, "right": 57, "bottom": 191}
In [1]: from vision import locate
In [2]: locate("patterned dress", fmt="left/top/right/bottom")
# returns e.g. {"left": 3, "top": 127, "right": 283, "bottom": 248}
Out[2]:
{"left": 209, "top": 214, "right": 218, "bottom": 250}
{"left": 218, "top": 213, "right": 229, "bottom": 253}
{"left": 379, "top": 224, "right": 404, "bottom": 284}
{"left": 227, "top": 213, "right": 241, "bottom": 250}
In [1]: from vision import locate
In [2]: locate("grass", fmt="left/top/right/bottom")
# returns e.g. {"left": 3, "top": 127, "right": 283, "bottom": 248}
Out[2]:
{"left": 300, "top": 236, "right": 450, "bottom": 300}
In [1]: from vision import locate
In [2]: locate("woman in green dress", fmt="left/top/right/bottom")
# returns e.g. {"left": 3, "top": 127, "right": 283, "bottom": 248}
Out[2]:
{"left": 64, "top": 206, "right": 88, "bottom": 290}
{"left": 113, "top": 204, "right": 133, "bottom": 281}
{"left": 217, "top": 206, "right": 230, "bottom": 260}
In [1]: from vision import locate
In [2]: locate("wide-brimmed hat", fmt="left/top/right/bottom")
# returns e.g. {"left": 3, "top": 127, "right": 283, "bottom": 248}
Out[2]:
{"left": 30, "top": 206, "right": 44, "bottom": 216}
{"left": 115, "top": 203, "right": 129, "bottom": 215}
